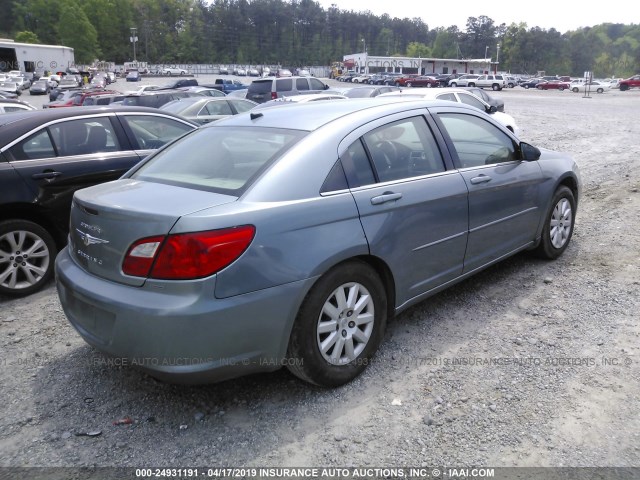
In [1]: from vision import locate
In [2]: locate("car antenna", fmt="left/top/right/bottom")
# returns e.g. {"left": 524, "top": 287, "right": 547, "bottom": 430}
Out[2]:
{"left": 250, "top": 112, "right": 263, "bottom": 120}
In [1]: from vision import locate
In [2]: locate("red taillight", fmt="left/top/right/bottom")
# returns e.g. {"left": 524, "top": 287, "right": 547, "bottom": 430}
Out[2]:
{"left": 122, "top": 235, "right": 164, "bottom": 277}
{"left": 122, "top": 226, "right": 255, "bottom": 280}
{"left": 271, "top": 91, "right": 278, "bottom": 100}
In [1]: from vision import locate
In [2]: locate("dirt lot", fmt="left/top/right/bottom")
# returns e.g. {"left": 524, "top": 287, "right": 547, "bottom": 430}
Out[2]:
{"left": 1, "top": 84, "right": 639, "bottom": 471}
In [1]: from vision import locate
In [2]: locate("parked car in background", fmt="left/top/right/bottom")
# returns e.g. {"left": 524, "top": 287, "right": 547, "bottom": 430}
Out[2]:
{"left": 57, "top": 77, "right": 80, "bottom": 90}
{"left": 448, "top": 74, "right": 480, "bottom": 87}
{"left": 435, "top": 74, "right": 459, "bottom": 87}
{"left": 90, "top": 76, "right": 108, "bottom": 88}
{"left": 619, "top": 75, "right": 640, "bottom": 91}
{"left": 350, "top": 74, "right": 372, "bottom": 84}
{"left": 505, "top": 76, "right": 517, "bottom": 88}
{"left": 29, "top": 79, "right": 51, "bottom": 95}
{"left": 246, "top": 76, "right": 329, "bottom": 103}
{"left": 126, "top": 70, "right": 142, "bottom": 82}
{"left": 470, "top": 74, "right": 506, "bottom": 91}
{"left": 162, "top": 66, "right": 188, "bottom": 76}
{"left": 520, "top": 78, "right": 543, "bottom": 89}
{"left": 125, "top": 85, "right": 160, "bottom": 95}
{"left": 0, "top": 99, "right": 37, "bottom": 113}
{"left": 378, "top": 88, "right": 519, "bottom": 134}
{"left": 460, "top": 87, "right": 505, "bottom": 112}
{"left": 276, "top": 68, "right": 293, "bottom": 77}
{"left": 329, "top": 85, "right": 401, "bottom": 98}
{"left": 0, "top": 107, "right": 197, "bottom": 297}
{"left": 161, "top": 96, "right": 257, "bottom": 124}
{"left": 47, "top": 89, "right": 118, "bottom": 108}
{"left": 248, "top": 69, "right": 260, "bottom": 77}
{"left": 45, "top": 89, "right": 83, "bottom": 107}
{"left": 0, "top": 82, "right": 22, "bottom": 96}
{"left": 158, "top": 78, "right": 198, "bottom": 89}
{"left": 569, "top": 81, "right": 610, "bottom": 94}
{"left": 0, "top": 91, "right": 19, "bottom": 99}
{"left": 80, "top": 93, "right": 126, "bottom": 106}
{"left": 179, "top": 86, "right": 227, "bottom": 97}
{"left": 121, "top": 89, "right": 202, "bottom": 109}
{"left": 234, "top": 68, "right": 247, "bottom": 76}
{"left": 226, "top": 89, "right": 248, "bottom": 99}
{"left": 401, "top": 75, "right": 440, "bottom": 88}
{"left": 55, "top": 98, "right": 580, "bottom": 387}
{"left": 536, "top": 80, "right": 570, "bottom": 91}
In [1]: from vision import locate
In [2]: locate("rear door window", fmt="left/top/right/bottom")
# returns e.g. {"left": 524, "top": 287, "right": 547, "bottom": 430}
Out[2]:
{"left": 119, "top": 115, "right": 194, "bottom": 150}
{"left": 275, "top": 78, "right": 293, "bottom": 93}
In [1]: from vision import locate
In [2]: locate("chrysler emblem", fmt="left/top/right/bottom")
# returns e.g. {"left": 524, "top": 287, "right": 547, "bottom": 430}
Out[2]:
{"left": 76, "top": 229, "right": 109, "bottom": 247}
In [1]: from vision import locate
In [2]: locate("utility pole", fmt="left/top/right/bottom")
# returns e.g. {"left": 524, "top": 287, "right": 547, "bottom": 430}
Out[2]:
{"left": 130, "top": 27, "right": 138, "bottom": 62}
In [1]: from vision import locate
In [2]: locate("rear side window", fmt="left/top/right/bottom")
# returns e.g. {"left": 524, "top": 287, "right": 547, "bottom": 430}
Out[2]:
{"left": 275, "top": 78, "right": 293, "bottom": 93}
{"left": 296, "top": 78, "right": 309, "bottom": 91}
{"left": 131, "top": 126, "right": 306, "bottom": 195}
{"left": 49, "top": 118, "right": 120, "bottom": 156}
{"left": 119, "top": 115, "right": 194, "bottom": 150}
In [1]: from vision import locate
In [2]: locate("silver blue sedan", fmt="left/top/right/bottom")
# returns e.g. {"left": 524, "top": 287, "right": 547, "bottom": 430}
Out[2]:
{"left": 56, "top": 99, "right": 580, "bottom": 387}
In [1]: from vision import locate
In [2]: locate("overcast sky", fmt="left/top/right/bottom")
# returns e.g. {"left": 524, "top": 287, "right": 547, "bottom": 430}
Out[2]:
{"left": 317, "top": 1, "right": 640, "bottom": 34}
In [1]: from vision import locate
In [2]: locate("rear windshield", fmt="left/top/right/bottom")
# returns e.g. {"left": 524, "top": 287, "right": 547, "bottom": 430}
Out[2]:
{"left": 130, "top": 126, "right": 307, "bottom": 195}
{"left": 248, "top": 81, "right": 272, "bottom": 94}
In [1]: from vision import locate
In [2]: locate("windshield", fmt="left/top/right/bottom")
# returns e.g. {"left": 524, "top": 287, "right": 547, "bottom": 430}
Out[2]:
{"left": 131, "top": 126, "right": 306, "bottom": 195}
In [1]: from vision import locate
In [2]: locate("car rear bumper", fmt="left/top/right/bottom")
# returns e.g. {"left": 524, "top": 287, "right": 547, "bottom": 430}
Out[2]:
{"left": 55, "top": 247, "right": 315, "bottom": 384}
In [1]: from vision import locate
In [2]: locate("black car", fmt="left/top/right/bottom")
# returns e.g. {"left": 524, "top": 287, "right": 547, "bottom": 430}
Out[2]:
{"left": 29, "top": 80, "right": 51, "bottom": 95}
{"left": 460, "top": 86, "right": 505, "bottom": 112}
{"left": 0, "top": 107, "right": 198, "bottom": 297}
{"left": 157, "top": 78, "right": 199, "bottom": 89}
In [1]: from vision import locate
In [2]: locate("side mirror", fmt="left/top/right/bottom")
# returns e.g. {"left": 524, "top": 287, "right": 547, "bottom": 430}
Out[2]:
{"left": 520, "top": 142, "right": 541, "bottom": 161}
{"left": 324, "top": 83, "right": 329, "bottom": 90}
{"left": 487, "top": 105, "right": 497, "bottom": 113}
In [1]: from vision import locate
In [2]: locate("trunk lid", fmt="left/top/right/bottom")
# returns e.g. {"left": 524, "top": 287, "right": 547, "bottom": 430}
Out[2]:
{"left": 69, "top": 179, "right": 237, "bottom": 286}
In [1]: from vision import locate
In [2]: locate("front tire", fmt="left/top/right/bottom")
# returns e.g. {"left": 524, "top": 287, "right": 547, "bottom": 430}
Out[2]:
{"left": 0, "top": 220, "right": 57, "bottom": 297}
{"left": 286, "top": 260, "right": 387, "bottom": 387}
{"left": 533, "top": 186, "right": 576, "bottom": 260}
{"left": 450, "top": 82, "right": 457, "bottom": 87}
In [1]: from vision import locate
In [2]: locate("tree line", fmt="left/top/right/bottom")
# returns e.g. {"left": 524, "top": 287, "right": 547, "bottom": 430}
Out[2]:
{"left": 1, "top": 0, "right": 639, "bottom": 77}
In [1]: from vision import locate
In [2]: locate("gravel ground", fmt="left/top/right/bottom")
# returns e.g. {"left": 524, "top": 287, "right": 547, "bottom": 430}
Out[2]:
{"left": 1, "top": 80, "right": 639, "bottom": 471}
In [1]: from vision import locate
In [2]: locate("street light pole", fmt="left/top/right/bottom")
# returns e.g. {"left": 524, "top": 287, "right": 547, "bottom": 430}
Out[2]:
{"left": 130, "top": 27, "right": 138, "bottom": 62}
{"left": 485, "top": 46, "right": 489, "bottom": 59}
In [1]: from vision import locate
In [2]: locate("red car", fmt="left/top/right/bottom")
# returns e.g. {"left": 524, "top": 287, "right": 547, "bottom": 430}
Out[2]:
{"left": 47, "top": 89, "right": 117, "bottom": 108}
{"left": 619, "top": 75, "right": 640, "bottom": 91}
{"left": 395, "top": 75, "right": 439, "bottom": 88}
{"left": 536, "top": 80, "right": 570, "bottom": 91}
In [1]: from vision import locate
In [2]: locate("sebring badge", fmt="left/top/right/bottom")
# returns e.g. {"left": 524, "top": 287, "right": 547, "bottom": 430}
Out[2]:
{"left": 76, "top": 229, "right": 109, "bottom": 247}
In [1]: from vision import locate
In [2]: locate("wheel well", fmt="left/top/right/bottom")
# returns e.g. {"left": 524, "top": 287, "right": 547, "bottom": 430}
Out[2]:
{"left": 559, "top": 176, "right": 580, "bottom": 206}
{"left": 0, "top": 204, "right": 66, "bottom": 248}
{"left": 355, "top": 255, "right": 397, "bottom": 322}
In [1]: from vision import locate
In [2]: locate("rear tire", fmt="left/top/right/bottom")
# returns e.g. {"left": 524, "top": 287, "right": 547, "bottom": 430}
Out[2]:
{"left": 0, "top": 220, "right": 57, "bottom": 297}
{"left": 450, "top": 82, "right": 457, "bottom": 87}
{"left": 533, "top": 186, "right": 576, "bottom": 260}
{"left": 286, "top": 260, "right": 387, "bottom": 387}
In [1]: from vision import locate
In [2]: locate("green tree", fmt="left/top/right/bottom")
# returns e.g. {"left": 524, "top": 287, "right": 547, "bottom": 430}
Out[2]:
{"left": 14, "top": 30, "right": 40, "bottom": 43}
{"left": 57, "top": 0, "right": 101, "bottom": 63}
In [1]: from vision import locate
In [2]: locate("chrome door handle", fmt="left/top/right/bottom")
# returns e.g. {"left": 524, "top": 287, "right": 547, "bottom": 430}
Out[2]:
{"left": 470, "top": 175, "right": 492, "bottom": 184}
{"left": 32, "top": 171, "right": 62, "bottom": 180}
{"left": 370, "top": 192, "right": 403, "bottom": 205}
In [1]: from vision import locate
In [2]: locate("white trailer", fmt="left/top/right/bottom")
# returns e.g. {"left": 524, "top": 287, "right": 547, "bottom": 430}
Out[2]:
{"left": 0, "top": 39, "right": 75, "bottom": 76}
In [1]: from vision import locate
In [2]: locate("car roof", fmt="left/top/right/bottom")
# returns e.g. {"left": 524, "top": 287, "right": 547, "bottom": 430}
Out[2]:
{"left": 210, "top": 97, "right": 476, "bottom": 132}
{"left": 0, "top": 106, "right": 197, "bottom": 143}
